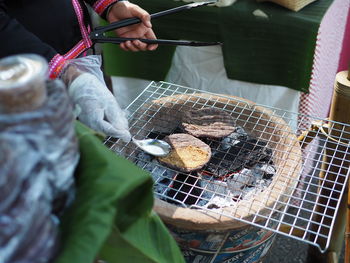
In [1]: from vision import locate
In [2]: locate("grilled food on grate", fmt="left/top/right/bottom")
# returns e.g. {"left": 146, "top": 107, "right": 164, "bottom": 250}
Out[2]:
{"left": 158, "top": 133, "right": 211, "bottom": 172}
{"left": 181, "top": 107, "right": 236, "bottom": 138}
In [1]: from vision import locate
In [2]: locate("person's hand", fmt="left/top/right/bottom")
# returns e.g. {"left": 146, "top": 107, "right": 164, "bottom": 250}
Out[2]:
{"left": 61, "top": 56, "right": 132, "bottom": 142}
{"left": 106, "top": 1, "right": 158, "bottom": 52}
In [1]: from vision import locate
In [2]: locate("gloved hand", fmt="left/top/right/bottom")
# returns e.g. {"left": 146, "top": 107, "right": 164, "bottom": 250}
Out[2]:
{"left": 61, "top": 55, "right": 132, "bottom": 142}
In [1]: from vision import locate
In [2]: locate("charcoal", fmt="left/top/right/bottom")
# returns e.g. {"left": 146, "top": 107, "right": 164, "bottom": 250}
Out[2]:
{"left": 225, "top": 138, "right": 272, "bottom": 168}
{"left": 219, "top": 126, "right": 248, "bottom": 151}
{"left": 135, "top": 153, "right": 176, "bottom": 195}
{"left": 227, "top": 169, "right": 255, "bottom": 191}
{"left": 255, "top": 164, "right": 276, "bottom": 180}
{"left": 202, "top": 137, "right": 273, "bottom": 178}
{"left": 166, "top": 173, "right": 203, "bottom": 206}
{"left": 147, "top": 126, "right": 183, "bottom": 140}
{"left": 204, "top": 150, "right": 244, "bottom": 177}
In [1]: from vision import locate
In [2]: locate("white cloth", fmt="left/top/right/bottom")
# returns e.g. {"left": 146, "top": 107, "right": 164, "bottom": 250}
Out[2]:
{"left": 165, "top": 45, "right": 300, "bottom": 122}
{"left": 112, "top": 45, "right": 300, "bottom": 131}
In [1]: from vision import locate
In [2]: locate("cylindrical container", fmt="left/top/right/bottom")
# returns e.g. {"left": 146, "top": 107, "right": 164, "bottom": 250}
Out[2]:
{"left": 0, "top": 54, "right": 79, "bottom": 263}
{"left": 0, "top": 54, "right": 47, "bottom": 113}
{"left": 167, "top": 224, "right": 276, "bottom": 262}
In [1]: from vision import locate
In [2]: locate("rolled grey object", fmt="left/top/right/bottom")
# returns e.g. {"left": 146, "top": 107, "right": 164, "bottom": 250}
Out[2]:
{"left": 0, "top": 54, "right": 47, "bottom": 113}
{"left": 0, "top": 55, "right": 79, "bottom": 263}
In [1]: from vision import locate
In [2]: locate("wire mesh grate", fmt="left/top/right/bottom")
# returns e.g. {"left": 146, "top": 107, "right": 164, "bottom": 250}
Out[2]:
{"left": 104, "top": 81, "right": 350, "bottom": 253}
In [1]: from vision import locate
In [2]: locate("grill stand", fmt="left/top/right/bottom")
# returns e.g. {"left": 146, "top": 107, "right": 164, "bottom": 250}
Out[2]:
{"left": 306, "top": 70, "right": 350, "bottom": 263}
{"left": 105, "top": 81, "right": 350, "bottom": 261}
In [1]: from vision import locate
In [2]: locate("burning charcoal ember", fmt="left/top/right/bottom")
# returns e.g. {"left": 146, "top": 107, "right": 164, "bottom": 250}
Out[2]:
{"left": 195, "top": 176, "right": 230, "bottom": 207}
{"left": 203, "top": 177, "right": 231, "bottom": 196}
{"left": 219, "top": 126, "right": 248, "bottom": 151}
{"left": 152, "top": 165, "right": 177, "bottom": 195}
{"left": 196, "top": 196, "right": 211, "bottom": 207}
{"left": 226, "top": 138, "right": 273, "bottom": 169}
{"left": 250, "top": 168, "right": 265, "bottom": 181}
{"left": 135, "top": 152, "right": 153, "bottom": 168}
{"left": 227, "top": 169, "right": 255, "bottom": 192}
{"left": 203, "top": 137, "right": 273, "bottom": 177}
{"left": 255, "top": 164, "right": 276, "bottom": 180}
{"left": 204, "top": 150, "right": 244, "bottom": 177}
{"left": 196, "top": 176, "right": 243, "bottom": 208}
{"left": 154, "top": 177, "right": 173, "bottom": 197}
{"left": 166, "top": 173, "right": 202, "bottom": 205}
{"left": 194, "top": 166, "right": 275, "bottom": 209}
{"left": 242, "top": 179, "right": 272, "bottom": 201}
{"left": 135, "top": 153, "right": 177, "bottom": 195}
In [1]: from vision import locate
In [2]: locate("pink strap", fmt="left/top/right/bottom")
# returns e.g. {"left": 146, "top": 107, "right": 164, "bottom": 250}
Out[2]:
{"left": 49, "top": 40, "right": 92, "bottom": 79}
{"left": 71, "top": 0, "right": 92, "bottom": 48}
{"left": 49, "top": 0, "right": 120, "bottom": 79}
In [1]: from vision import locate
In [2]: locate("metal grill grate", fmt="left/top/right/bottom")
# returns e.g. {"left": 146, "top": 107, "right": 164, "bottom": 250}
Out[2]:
{"left": 104, "top": 81, "right": 350, "bottom": 253}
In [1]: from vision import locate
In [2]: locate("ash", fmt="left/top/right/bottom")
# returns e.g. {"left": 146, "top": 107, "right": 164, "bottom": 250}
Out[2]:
{"left": 134, "top": 126, "right": 276, "bottom": 209}
{"left": 197, "top": 164, "right": 275, "bottom": 208}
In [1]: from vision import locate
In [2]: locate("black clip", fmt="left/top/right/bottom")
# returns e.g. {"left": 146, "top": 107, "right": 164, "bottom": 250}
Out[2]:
{"left": 89, "top": 1, "right": 222, "bottom": 47}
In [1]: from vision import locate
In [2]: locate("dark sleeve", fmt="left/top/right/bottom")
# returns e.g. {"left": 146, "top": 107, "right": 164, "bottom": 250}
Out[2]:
{"left": 0, "top": 0, "right": 57, "bottom": 62}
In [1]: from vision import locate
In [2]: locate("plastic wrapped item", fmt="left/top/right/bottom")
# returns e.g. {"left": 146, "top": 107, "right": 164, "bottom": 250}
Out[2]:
{"left": 61, "top": 55, "right": 132, "bottom": 142}
{"left": 0, "top": 55, "right": 79, "bottom": 263}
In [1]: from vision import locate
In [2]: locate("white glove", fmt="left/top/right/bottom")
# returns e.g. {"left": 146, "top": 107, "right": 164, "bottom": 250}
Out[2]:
{"left": 62, "top": 56, "right": 132, "bottom": 142}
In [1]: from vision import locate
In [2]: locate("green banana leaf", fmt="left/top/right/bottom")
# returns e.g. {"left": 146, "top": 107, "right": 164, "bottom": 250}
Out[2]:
{"left": 54, "top": 121, "right": 184, "bottom": 263}
{"left": 100, "top": 212, "right": 185, "bottom": 263}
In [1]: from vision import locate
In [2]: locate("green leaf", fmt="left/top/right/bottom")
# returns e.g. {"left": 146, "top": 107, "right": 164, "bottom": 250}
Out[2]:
{"left": 54, "top": 122, "right": 184, "bottom": 263}
{"left": 100, "top": 212, "right": 185, "bottom": 263}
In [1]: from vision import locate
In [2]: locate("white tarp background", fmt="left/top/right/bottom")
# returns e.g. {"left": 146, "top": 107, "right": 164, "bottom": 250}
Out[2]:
{"left": 112, "top": 45, "right": 300, "bottom": 130}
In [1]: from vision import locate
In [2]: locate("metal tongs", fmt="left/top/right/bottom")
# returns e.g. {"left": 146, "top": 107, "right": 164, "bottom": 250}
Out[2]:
{"left": 90, "top": 1, "right": 221, "bottom": 47}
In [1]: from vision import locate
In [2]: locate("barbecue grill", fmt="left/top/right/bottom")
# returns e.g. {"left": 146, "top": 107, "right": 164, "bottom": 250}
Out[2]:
{"left": 104, "top": 81, "right": 350, "bottom": 256}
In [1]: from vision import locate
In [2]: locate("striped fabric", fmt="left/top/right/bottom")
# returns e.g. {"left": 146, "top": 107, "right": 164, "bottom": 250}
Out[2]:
{"left": 48, "top": 40, "right": 92, "bottom": 79}
{"left": 49, "top": 0, "right": 98, "bottom": 78}
{"left": 93, "top": 0, "right": 119, "bottom": 16}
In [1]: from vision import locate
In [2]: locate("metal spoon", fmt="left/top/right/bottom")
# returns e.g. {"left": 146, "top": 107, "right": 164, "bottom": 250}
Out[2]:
{"left": 132, "top": 137, "right": 171, "bottom": 157}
